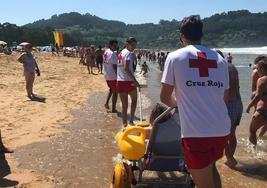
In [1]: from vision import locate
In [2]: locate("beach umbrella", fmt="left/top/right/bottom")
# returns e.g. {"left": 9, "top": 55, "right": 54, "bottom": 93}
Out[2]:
{"left": 19, "top": 42, "right": 30, "bottom": 46}
{"left": 0, "top": 41, "right": 7, "bottom": 46}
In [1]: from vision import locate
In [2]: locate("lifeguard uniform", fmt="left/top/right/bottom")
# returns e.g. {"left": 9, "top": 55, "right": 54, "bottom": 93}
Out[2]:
{"left": 116, "top": 48, "right": 136, "bottom": 93}
{"left": 103, "top": 48, "right": 117, "bottom": 90}
{"left": 161, "top": 45, "right": 231, "bottom": 169}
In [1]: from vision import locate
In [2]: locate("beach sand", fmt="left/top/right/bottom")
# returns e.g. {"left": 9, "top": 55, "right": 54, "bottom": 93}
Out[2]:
{"left": 0, "top": 52, "right": 266, "bottom": 187}
{"left": 0, "top": 52, "right": 107, "bottom": 187}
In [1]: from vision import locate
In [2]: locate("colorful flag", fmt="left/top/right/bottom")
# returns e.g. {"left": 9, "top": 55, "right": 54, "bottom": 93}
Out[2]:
{"left": 53, "top": 31, "right": 64, "bottom": 47}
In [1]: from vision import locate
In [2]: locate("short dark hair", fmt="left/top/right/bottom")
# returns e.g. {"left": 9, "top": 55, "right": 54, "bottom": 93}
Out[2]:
{"left": 254, "top": 55, "right": 267, "bottom": 65}
{"left": 109, "top": 40, "right": 118, "bottom": 46}
{"left": 257, "top": 58, "right": 267, "bottom": 73}
{"left": 179, "top": 15, "right": 203, "bottom": 42}
{"left": 149, "top": 103, "right": 171, "bottom": 124}
{"left": 126, "top": 37, "right": 137, "bottom": 44}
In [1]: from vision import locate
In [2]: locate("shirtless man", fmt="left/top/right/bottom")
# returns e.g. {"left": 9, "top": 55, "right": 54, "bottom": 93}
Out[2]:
{"left": 246, "top": 57, "right": 267, "bottom": 145}
{"left": 225, "top": 58, "right": 243, "bottom": 168}
{"left": 116, "top": 37, "right": 140, "bottom": 127}
{"left": 95, "top": 46, "right": 104, "bottom": 74}
{"left": 216, "top": 50, "right": 243, "bottom": 168}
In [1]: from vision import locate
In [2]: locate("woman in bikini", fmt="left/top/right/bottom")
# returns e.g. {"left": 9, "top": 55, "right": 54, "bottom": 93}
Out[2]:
{"left": 246, "top": 57, "right": 267, "bottom": 145}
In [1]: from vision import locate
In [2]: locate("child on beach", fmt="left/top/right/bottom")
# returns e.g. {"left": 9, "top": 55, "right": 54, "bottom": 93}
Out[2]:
{"left": 143, "top": 103, "right": 172, "bottom": 139}
{"left": 246, "top": 57, "right": 267, "bottom": 145}
{"left": 140, "top": 61, "right": 150, "bottom": 76}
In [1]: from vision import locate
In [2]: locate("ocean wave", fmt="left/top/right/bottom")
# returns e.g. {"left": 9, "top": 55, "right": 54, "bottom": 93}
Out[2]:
{"left": 217, "top": 46, "right": 267, "bottom": 54}
{"left": 235, "top": 65, "right": 250, "bottom": 68}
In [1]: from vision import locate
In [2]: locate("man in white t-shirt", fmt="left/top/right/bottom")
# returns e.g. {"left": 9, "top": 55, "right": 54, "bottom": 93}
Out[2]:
{"left": 103, "top": 40, "right": 118, "bottom": 113}
{"left": 160, "top": 15, "right": 230, "bottom": 188}
{"left": 116, "top": 37, "right": 140, "bottom": 127}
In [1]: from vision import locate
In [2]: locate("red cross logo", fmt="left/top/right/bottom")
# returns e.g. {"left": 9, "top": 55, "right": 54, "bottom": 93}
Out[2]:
{"left": 103, "top": 51, "right": 108, "bottom": 62}
{"left": 189, "top": 52, "right": 217, "bottom": 77}
{"left": 118, "top": 53, "right": 123, "bottom": 64}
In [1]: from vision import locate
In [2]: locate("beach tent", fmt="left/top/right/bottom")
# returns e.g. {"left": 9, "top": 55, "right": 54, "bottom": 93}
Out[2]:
{"left": 19, "top": 42, "right": 30, "bottom": 46}
{"left": 0, "top": 41, "right": 7, "bottom": 46}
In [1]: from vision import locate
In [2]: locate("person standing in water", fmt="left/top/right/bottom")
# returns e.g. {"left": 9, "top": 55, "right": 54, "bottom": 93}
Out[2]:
{"left": 250, "top": 56, "right": 267, "bottom": 138}
{"left": 104, "top": 40, "right": 119, "bottom": 113}
{"left": 160, "top": 16, "right": 230, "bottom": 188}
{"left": 140, "top": 61, "right": 150, "bottom": 76}
{"left": 116, "top": 37, "right": 140, "bottom": 127}
{"left": 227, "top": 52, "right": 233, "bottom": 63}
{"left": 217, "top": 50, "right": 243, "bottom": 168}
{"left": 246, "top": 57, "right": 267, "bottom": 145}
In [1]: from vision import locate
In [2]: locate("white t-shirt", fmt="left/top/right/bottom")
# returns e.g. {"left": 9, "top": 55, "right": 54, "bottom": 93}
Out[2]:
{"left": 117, "top": 48, "right": 135, "bottom": 81}
{"left": 103, "top": 48, "right": 117, "bottom": 81}
{"left": 161, "top": 45, "right": 231, "bottom": 138}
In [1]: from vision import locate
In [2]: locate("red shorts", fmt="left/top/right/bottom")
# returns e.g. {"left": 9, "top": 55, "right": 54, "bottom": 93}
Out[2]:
{"left": 181, "top": 135, "right": 229, "bottom": 169}
{"left": 116, "top": 81, "right": 136, "bottom": 93}
{"left": 106, "top": 80, "right": 117, "bottom": 91}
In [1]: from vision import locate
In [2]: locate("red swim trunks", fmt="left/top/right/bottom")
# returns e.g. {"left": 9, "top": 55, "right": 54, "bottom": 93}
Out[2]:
{"left": 106, "top": 80, "right": 117, "bottom": 91}
{"left": 181, "top": 135, "right": 229, "bottom": 169}
{"left": 116, "top": 81, "right": 136, "bottom": 93}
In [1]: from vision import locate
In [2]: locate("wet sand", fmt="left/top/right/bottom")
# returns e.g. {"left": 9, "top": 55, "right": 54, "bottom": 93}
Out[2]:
{"left": 13, "top": 92, "right": 121, "bottom": 187}
{"left": 0, "top": 52, "right": 107, "bottom": 187}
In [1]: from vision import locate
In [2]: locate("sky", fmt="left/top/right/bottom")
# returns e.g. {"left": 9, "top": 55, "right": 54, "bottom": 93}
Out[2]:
{"left": 1, "top": 0, "right": 267, "bottom": 26}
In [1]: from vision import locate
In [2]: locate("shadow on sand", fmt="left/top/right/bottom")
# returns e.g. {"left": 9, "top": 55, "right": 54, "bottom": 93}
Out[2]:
{"left": 28, "top": 96, "right": 46, "bottom": 103}
{"left": 235, "top": 161, "right": 267, "bottom": 181}
{"left": 116, "top": 113, "right": 143, "bottom": 121}
{"left": 0, "top": 153, "right": 19, "bottom": 187}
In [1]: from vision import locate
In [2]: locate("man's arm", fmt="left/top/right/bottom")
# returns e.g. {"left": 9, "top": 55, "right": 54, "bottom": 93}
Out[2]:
{"left": 160, "top": 83, "right": 177, "bottom": 107}
{"left": 224, "top": 89, "right": 229, "bottom": 104}
{"left": 35, "top": 60, "right": 40, "bottom": 71}
{"left": 124, "top": 60, "right": 139, "bottom": 87}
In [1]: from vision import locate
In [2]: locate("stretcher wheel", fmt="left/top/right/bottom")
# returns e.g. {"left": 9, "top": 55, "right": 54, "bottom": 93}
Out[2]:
{"left": 110, "top": 163, "right": 131, "bottom": 188}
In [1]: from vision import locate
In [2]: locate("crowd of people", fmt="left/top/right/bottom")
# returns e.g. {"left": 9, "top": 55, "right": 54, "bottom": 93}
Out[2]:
{"left": 1, "top": 14, "right": 265, "bottom": 188}
{"left": 77, "top": 45, "right": 105, "bottom": 74}
{"left": 101, "top": 15, "right": 267, "bottom": 188}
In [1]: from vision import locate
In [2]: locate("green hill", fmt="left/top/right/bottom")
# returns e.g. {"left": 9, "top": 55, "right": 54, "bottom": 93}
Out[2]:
{"left": 1, "top": 10, "right": 267, "bottom": 48}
